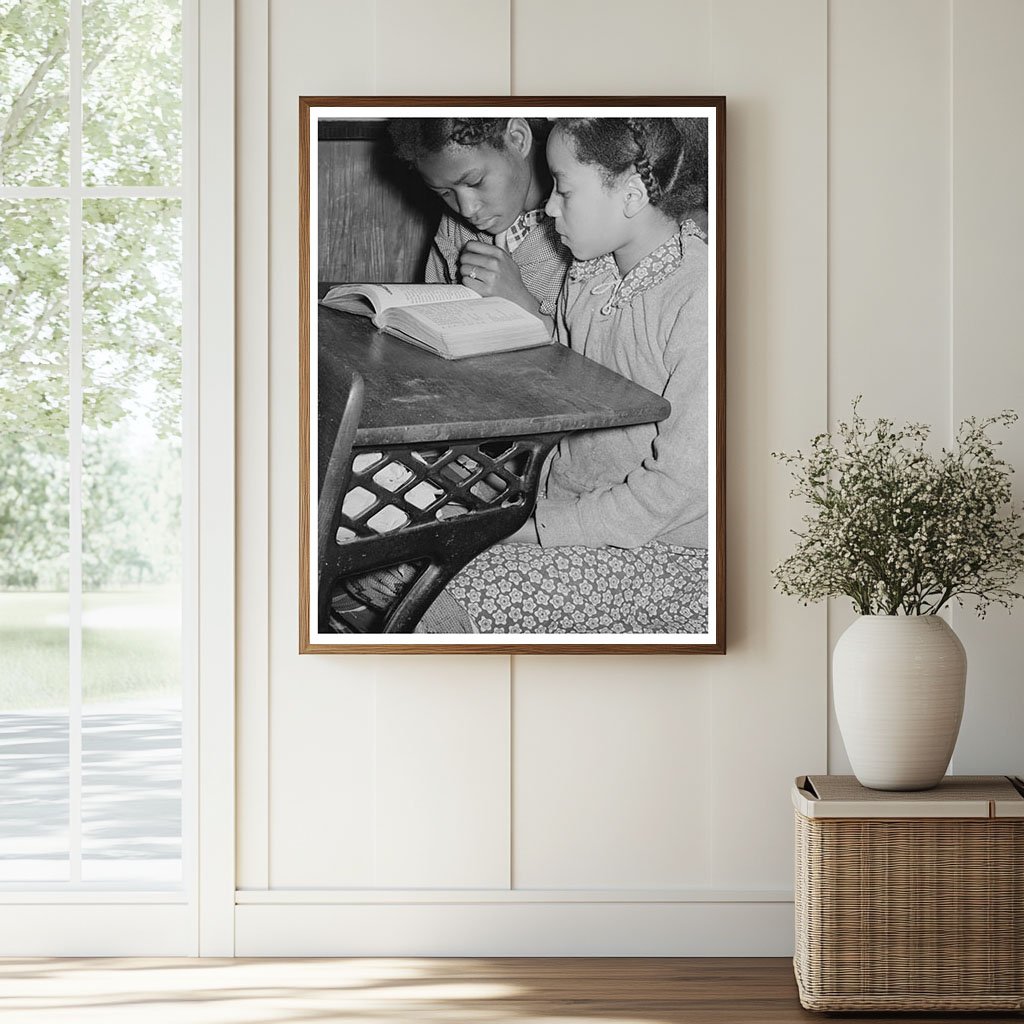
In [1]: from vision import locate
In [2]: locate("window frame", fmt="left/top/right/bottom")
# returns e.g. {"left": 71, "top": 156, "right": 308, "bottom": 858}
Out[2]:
{"left": 0, "top": 0, "right": 235, "bottom": 955}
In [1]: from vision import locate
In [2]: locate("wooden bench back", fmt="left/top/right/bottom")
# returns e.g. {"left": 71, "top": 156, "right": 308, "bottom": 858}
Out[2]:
{"left": 318, "top": 119, "right": 437, "bottom": 284}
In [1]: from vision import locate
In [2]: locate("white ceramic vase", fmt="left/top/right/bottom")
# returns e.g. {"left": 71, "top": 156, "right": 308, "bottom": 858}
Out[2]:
{"left": 833, "top": 615, "right": 967, "bottom": 791}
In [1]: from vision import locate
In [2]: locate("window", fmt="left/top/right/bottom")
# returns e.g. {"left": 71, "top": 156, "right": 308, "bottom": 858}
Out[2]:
{"left": 0, "top": 0, "right": 192, "bottom": 890}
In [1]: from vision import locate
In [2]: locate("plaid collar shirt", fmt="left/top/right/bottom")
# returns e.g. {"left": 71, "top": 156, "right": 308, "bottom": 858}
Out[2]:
{"left": 499, "top": 209, "right": 548, "bottom": 253}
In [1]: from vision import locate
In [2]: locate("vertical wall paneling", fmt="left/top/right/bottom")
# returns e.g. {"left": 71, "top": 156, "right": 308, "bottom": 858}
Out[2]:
{"left": 827, "top": 0, "right": 952, "bottom": 773}
{"left": 949, "top": 0, "right": 1024, "bottom": 777}
{"left": 236, "top": 0, "right": 271, "bottom": 893}
{"left": 267, "top": 0, "right": 515, "bottom": 891}
{"left": 512, "top": 0, "right": 720, "bottom": 897}
{"left": 512, "top": 0, "right": 712, "bottom": 95}
{"left": 374, "top": 0, "right": 511, "bottom": 95}
{"left": 265, "top": 0, "right": 377, "bottom": 888}
{"left": 374, "top": 665, "right": 511, "bottom": 888}
{"left": 359, "top": 0, "right": 516, "bottom": 894}
{"left": 366, "top": 0, "right": 515, "bottom": 893}
{"left": 513, "top": 659, "right": 713, "bottom": 889}
{"left": 828, "top": 0, "right": 951, "bottom": 420}
{"left": 512, "top": 0, "right": 720, "bottom": 905}
{"left": 511, "top": 0, "right": 720, "bottom": 900}
{"left": 708, "top": 0, "right": 828, "bottom": 889}
{"left": 270, "top": 666, "right": 379, "bottom": 886}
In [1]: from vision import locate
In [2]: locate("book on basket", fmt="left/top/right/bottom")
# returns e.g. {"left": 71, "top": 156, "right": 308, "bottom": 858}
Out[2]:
{"left": 320, "top": 283, "right": 551, "bottom": 360}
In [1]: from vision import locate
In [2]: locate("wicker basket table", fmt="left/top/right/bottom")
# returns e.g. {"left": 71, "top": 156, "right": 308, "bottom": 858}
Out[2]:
{"left": 793, "top": 774, "right": 1024, "bottom": 1012}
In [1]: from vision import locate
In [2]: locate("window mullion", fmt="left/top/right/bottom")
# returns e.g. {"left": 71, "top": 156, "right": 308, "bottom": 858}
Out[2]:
{"left": 68, "top": 0, "right": 84, "bottom": 885}
{"left": 0, "top": 187, "right": 183, "bottom": 200}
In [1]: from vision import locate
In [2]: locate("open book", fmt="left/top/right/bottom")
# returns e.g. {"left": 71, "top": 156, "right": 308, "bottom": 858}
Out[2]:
{"left": 319, "top": 283, "right": 551, "bottom": 360}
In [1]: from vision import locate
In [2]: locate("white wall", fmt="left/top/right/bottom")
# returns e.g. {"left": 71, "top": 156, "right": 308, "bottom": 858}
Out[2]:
{"left": 234, "top": 0, "right": 1024, "bottom": 955}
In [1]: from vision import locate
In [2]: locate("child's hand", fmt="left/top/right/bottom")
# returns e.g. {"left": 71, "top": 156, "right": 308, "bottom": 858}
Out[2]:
{"left": 459, "top": 240, "right": 538, "bottom": 314}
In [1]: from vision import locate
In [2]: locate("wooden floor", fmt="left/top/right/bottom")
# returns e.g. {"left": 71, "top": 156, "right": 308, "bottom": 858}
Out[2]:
{"left": 0, "top": 957, "right": 1020, "bottom": 1023}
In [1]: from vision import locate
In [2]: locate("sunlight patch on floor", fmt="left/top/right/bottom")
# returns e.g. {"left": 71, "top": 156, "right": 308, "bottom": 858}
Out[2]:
{"left": 0, "top": 958, "right": 681, "bottom": 1024}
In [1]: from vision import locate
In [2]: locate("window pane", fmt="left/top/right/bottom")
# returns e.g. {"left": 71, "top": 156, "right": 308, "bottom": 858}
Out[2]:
{"left": 82, "top": 0, "right": 181, "bottom": 187}
{"left": 81, "top": 682, "right": 181, "bottom": 883}
{"left": 81, "top": 197, "right": 181, "bottom": 883}
{"left": 0, "top": 198, "right": 70, "bottom": 880}
{"left": 0, "top": 0, "right": 70, "bottom": 186}
{"left": 0, "top": 703, "right": 69, "bottom": 881}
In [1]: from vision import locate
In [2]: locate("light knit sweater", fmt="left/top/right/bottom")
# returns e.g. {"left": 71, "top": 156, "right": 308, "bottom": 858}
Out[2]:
{"left": 535, "top": 225, "right": 709, "bottom": 550}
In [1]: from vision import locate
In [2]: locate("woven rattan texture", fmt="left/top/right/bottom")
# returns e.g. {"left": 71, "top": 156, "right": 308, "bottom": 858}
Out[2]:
{"left": 806, "top": 774, "right": 1023, "bottom": 804}
{"left": 794, "top": 812, "right": 1024, "bottom": 1011}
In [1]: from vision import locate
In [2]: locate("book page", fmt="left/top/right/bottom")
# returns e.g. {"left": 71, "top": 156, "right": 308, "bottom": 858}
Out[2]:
{"left": 402, "top": 296, "right": 540, "bottom": 333}
{"left": 373, "top": 283, "right": 478, "bottom": 308}
{"left": 322, "top": 282, "right": 477, "bottom": 315}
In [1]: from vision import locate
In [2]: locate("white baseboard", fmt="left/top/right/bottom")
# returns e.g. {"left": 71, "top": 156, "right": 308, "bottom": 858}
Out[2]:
{"left": 0, "top": 904, "right": 195, "bottom": 956}
{"left": 235, "top": 896, "right": 795, "bottom": 956}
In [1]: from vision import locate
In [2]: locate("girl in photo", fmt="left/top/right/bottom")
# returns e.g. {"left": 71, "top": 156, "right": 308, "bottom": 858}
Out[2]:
{"left": 436, "top": 117, "right": 711, "bottom": 634}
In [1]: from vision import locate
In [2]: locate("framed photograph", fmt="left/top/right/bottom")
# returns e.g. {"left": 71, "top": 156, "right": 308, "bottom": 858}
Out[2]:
{"left": 300, "top": 97, "right": 725, "bottom": 654}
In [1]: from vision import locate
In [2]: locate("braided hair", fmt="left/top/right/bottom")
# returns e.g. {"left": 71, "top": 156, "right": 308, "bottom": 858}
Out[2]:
{"left": 388, "top": 117, "right": 549, "bottom": 163}
{"left": 555, "top": 117, "right": 708, "bottom": 222}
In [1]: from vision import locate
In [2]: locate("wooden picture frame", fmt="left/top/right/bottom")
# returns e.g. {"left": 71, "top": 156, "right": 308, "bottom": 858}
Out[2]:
{"left": 300, "top": 97, "right": 726, "bottom": 654}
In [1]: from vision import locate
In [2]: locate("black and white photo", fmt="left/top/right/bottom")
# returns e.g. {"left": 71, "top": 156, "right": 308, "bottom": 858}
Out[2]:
{"left": 300, "top": 99, "right": 725, "bottom": 653}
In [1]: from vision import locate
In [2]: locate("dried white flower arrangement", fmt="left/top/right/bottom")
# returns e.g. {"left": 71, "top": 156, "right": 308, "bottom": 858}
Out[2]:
{"left": 773, "top": 401, "right": 1024, "bottom": 616}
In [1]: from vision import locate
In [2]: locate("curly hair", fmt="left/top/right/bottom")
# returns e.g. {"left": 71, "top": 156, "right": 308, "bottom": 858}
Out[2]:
{"left": 387, "top": 117, "right": 549, "bottom": 164}
{"left": 386, "top": 118, "right": 503, "bottom": 163}
{"left": 555, "top": 117, "right": 708, "bottom": 221}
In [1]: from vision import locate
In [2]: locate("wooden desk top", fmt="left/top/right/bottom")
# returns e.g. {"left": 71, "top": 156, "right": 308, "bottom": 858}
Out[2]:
{"left": 318, "top": 307, "right": 672, "bottom": 447}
